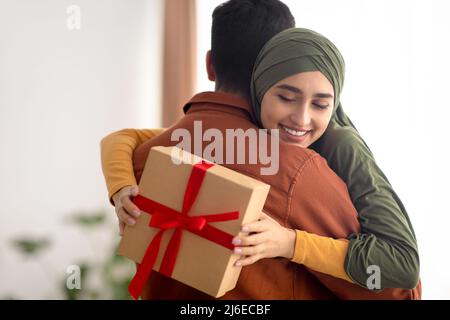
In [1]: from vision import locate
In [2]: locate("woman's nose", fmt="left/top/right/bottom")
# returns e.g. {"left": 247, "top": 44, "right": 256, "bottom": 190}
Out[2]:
{"left": 289, "top": 105, "right": 311, "bottom": 127}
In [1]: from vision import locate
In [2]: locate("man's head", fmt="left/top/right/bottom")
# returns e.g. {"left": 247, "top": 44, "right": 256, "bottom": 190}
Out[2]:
{"left": 208, "top": 0, "right": 295, "bottom": 100}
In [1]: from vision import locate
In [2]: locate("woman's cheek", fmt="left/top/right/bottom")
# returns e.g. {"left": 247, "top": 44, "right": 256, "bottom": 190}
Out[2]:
{"left": 260, "top": 105, "right": 269, "bottom": 128}
{"left": 261, "top": 100, "right": 280, "bottom": 129}
{"left": 325, "top": 109, "right": 333, "bottom": 128}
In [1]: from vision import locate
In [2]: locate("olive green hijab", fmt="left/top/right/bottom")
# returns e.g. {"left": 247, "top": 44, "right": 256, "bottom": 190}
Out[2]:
{"left": 250, "top": 27, "right": 356, "bottom": 132}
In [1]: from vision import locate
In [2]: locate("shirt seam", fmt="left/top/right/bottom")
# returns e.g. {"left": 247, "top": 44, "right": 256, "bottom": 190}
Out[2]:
{"left": 285, "top": 153, "right": 320, "bottom": 227}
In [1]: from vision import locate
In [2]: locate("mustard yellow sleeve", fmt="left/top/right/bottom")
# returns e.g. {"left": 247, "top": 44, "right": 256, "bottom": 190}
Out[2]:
{"left": 100, "top": 128, "right": 166, "bottom": 202}
{"left": 290, "top": 229, "right": 354, "bottom": 284}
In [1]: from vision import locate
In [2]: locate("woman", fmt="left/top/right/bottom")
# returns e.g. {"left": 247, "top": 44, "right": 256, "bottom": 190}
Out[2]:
{"left": 101, "top": 28, "right": 420, "bottom": 293}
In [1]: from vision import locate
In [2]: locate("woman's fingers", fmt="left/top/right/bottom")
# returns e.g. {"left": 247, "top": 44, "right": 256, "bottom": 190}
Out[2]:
{"left": 111, "top": 185, "right": 141, "bottom": 234}
{"left": 119, "top": 221, "right": 125, "bottom": 236}
{"left": 240, "top": 217, "right": 270, "bottom": 233}
{"left": 233, "top": 230, "right": 266, "bottom": 246}
{"left": 234, "top": 254, "right": 262, "bottom": 267}
{"left": 234, "top": 243, "right": 265, "bottom": 256}
{"left": 117, "top": 207, "right": 136, "bottom": 226}
{"left": 121, "top": 195, "right": 141, "bottom": 218}
{"left": 231, "top": 213, "right": 291, "bottom": 265}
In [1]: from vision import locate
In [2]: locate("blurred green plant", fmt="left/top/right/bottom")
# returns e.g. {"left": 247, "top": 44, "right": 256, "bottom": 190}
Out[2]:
{"left": 67, "top": 211, "right": 106, "bottom": 227}
{"left": 11, "top": 238, "right": 51, "bottom": 256}
{"left": 10, "top": 210, "right": 134, "bottom": 300}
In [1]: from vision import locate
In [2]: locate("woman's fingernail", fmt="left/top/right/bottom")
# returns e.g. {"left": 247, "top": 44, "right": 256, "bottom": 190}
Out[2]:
{"left": 133, "top": 210, "right": 141, "bottom": 218}
{"left": 242, "top": 226, "right": 249, "bottom": 232}
{"left": 234, "top": 248, "right": 242, "bottom": 254}
{"left": 128, "top": 219, "right": 136, "bottom": 225}
{"left": 235, "top": 261, "right": 241, "bottom": 266}
{"left": 232, "top": 238, "right": 241, "bottom": 245}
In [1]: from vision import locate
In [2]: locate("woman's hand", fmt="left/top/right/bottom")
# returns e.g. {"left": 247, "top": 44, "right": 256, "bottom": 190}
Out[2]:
{"left": 232, "top": 213, "right": 296, "bottom": 267}
{"left": 111, "top": 185, "right": 141, "bottom": 236}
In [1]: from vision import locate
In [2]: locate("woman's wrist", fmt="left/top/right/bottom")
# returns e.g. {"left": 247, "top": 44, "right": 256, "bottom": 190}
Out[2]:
{"left": 284, "top": 228, "right": 296, "bottom": 259}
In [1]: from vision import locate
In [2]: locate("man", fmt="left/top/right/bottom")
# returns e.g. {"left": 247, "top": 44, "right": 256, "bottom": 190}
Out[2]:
{"left": 107, "top": 0, "right": 418, "bottom": 299}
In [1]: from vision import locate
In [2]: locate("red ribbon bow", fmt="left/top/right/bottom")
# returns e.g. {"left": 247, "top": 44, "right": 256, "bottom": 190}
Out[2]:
{"left": 128, "top": 160, "right": 240, "bottom": 300}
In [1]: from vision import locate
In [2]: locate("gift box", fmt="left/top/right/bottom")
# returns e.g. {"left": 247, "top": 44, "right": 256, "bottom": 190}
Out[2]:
{"left": 117, "top": 146, "right": 270, "bottom": 299}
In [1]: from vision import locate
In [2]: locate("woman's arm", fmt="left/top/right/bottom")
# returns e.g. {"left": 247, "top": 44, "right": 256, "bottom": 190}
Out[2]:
{"left": 100, "top": 128, "right": 165, "bottom": 202}
{"left": 233, "top": 213, "right": 355, "bottom": 284}
{"left": 100, "top": 128, "right": 165, "bottom": 235}
{"left": 312, "top": 121, "right": 420, "bottom": 290}
{"left": 291, "top": 230, "right": 354, "bottom": 283}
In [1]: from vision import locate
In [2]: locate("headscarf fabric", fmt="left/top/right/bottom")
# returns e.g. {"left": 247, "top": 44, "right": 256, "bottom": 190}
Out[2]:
{"left": 250, "top": 27, "right": 355, "bottom": 131}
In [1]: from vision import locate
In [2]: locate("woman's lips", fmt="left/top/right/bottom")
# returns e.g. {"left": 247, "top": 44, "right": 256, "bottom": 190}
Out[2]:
{"left": 278, "top": 124, "right": 311, "bottom": 144}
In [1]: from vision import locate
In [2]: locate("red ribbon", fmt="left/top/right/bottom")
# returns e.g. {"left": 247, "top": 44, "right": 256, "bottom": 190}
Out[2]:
{"left": 128, "top": 160, "right": 240, "bottom": 300}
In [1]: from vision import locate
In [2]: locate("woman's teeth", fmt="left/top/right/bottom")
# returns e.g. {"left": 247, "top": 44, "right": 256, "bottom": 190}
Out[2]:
{"left": 281, "top": 125, "right": 309, "bottom": 137}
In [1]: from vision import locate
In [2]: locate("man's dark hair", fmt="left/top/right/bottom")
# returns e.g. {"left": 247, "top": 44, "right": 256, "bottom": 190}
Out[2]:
{"left": 211, "top": 0, "right": 295, "bottom": 100}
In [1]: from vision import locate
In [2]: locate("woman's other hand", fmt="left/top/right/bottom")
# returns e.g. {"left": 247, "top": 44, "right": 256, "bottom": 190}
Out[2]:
{"left": 232, "top": 212, "right": 296, "bottom": 267}
{"left": 111, "top": 185, "right": 141, "bottom": 236}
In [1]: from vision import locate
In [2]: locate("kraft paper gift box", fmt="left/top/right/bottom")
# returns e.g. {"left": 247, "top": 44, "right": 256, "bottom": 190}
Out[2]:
{"left": 117, "top": 146, "right": 271, "bottom": 299}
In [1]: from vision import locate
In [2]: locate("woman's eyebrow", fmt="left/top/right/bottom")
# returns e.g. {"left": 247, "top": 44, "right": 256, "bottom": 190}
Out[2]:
{"left": 276, "top": 84, "right": 301, "bottom": 93}
{"left": 276, "top": 84, "right": 334, "bottom": 98}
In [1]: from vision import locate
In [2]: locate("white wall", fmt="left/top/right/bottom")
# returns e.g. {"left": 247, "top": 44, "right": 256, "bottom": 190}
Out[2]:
{"left": 196, "top": 0, "right": 450, "bottom": 299}
{"left": 0, "top": 0, "right": 163, "bottom": 298}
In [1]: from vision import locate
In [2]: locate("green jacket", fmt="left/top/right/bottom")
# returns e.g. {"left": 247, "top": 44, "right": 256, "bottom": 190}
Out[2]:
{"left": 311, "top": 119, "right": 420, "bottom": 289}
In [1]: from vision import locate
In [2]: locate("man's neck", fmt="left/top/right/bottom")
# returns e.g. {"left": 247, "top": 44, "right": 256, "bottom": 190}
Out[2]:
{"left": 214, "top": 86, "right": 250, "bottom": 104}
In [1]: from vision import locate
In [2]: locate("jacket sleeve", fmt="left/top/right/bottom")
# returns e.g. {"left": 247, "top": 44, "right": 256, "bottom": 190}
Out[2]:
{"left": 289, "top": 154, "right": 418, "bottom": 299}
{"left": 290, "top": 229, "right": 354, "bottom": 283}
{"left": 316, "top": 123, "right": 420, "bottom": 290}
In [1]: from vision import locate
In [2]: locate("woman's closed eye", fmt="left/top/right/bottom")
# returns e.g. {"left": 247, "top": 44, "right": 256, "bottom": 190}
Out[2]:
{"left": 313, "top": 102, "right": 329, "bottom": 110}
{"left": 278, "top": 94, "right": 329, "bottom": 110}
{"left": 277, "top": 94, "right": 296, "bottom": 103}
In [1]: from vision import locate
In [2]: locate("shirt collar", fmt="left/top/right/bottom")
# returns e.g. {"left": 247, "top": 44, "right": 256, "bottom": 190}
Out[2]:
{"left": 183, "top": 91, "right": 254, "bottom": 117}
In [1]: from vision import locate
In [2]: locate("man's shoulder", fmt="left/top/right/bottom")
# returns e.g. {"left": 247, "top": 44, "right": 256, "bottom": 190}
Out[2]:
{"left": 281, "top": 143, "right": 321, "bottom": 164}
{"left": 276, "top": 141, "right": 348, "bottom": 198}
{"left": 277, "top": 142, "right": 328, "bottom": 174}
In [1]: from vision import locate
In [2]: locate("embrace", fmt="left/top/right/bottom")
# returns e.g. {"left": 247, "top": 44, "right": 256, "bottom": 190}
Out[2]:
{"left": 101, "top": 0, "right": 421, "bottom": 300}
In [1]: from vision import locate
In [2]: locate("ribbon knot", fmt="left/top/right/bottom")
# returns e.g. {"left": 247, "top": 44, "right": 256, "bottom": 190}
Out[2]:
{"left": 178, "top": 215, "right": 207, "bottom": 230}
{"left": 150, "top": 210, "right": 207, "bottom": 231}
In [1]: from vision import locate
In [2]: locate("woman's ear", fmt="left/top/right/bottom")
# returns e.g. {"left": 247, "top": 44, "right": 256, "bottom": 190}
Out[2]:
{"left": 206, "top": 50, "right": 216, "bottom": 82}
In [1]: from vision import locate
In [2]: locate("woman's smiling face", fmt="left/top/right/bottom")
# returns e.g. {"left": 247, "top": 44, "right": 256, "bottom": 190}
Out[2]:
{"left": 260, "top": 71, "right": 335, "bottom": 148}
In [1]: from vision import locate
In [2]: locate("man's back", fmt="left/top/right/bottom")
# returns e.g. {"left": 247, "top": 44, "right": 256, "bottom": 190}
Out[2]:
{"left": 132, "top": 92, "right": 417, "bottom": 299}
